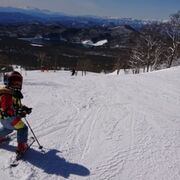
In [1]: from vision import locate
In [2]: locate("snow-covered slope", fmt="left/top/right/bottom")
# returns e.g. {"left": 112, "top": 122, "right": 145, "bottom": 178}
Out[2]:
{"left": 0, "top": 67, "right": 180, "bottom": 180}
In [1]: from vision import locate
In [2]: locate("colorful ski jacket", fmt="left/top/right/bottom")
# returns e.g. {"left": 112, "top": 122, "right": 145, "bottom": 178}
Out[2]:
{"left": 0, "top": 86, "right": 22, "bottom": 119}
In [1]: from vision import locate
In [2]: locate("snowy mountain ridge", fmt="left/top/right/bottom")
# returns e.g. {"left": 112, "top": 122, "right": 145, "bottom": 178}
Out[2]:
{"left": 0, "top": 6, "right": 157, "bottom": 28}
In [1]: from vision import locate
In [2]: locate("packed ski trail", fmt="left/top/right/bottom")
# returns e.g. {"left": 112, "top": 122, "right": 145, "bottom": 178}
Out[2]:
{"left": 0, "top": 67, "right": 180, "bottom": 180}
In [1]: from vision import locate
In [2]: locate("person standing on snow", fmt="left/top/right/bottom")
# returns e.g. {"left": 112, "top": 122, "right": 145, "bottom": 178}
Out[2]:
{"left": 0, "top": 71, "right": 32, "bottom": 154}
{"left": 71, "top": 68, "right": 76, "bottom": 76}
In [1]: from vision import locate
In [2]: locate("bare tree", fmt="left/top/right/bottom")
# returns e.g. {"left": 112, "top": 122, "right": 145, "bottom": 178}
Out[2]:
{"left": 130, "top": 23, "right": 164, "bottom": 72}
{"left": 36, "top": 51, "right": 48, "bottom": 70}
{"left": 164, "top": 11, "right": 180, "bottom": 68}
{"left": 114, "top": 57, "right": 124, "bottom": 75}
{"left": 151, "top": 41, "right": 165, "bottom": 70}
{"left": 76, "top": 58, "right": 92, "bottom": 76}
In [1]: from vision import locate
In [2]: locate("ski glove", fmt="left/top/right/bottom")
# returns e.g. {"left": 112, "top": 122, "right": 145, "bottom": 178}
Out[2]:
{"left": 16, "top": 106, "right": 32, "bottom": 117}
{"left": 22, "top": 106, "right": 32, "bottom": 114}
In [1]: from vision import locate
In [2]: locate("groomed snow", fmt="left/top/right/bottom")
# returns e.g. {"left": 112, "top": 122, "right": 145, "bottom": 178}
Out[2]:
{"left": 0, "top": 67, "right": 180, "bottom": 180}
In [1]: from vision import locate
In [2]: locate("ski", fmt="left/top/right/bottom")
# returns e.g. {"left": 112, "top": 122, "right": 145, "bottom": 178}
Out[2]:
{"left": 10, "top": 137, "right": 35, "bottom": 167}
{"left": 0, "top": 133, "right": 17, "bottom": 145}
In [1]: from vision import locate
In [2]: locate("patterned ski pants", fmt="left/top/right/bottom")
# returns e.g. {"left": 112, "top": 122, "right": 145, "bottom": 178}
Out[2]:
{"left": 0, "top": 116, "right": 28, "bottom": 143}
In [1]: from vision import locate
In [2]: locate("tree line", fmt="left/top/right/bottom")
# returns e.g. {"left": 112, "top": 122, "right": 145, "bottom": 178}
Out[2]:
{"left": 0, "top": 11, "right": 180, "bottom": 74}
{"left": 122, "top": 11, "right": 180, "bottom": 74}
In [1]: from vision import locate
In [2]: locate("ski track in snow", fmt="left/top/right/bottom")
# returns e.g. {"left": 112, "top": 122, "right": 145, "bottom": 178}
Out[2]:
{"left": 1, "top": 67, "right": 180, "bottom": 180}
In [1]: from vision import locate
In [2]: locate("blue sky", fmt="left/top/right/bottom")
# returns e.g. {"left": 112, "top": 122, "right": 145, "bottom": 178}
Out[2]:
{"left": 0, "top": 0, "right": 179, "bottom": 20}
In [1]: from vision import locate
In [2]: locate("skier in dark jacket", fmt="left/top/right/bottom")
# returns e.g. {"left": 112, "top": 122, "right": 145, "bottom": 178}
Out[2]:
{"left": 0, "top": 71, "right": 32, "bottom": 153}
{"left": 71, "top": 68, "right": 76, "bottom": 76}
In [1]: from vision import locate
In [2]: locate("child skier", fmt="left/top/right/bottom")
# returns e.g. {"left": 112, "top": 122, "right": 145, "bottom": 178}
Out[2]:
{"left": 0, "top": 71, "right": 32, "bottom": 154}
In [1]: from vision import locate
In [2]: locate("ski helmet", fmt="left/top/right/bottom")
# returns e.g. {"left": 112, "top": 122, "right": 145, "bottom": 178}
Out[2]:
{"left": 5, "top": 71, "right": 23, "bottom": 90}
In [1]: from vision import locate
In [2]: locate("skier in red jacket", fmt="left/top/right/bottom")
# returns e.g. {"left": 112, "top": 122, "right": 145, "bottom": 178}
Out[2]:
{"left": 0, "top": 71, "right": 32, "bottom": 154}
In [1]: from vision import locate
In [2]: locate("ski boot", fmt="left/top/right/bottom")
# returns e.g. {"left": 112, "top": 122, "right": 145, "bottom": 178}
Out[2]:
{"left": 16, "top": 143, "right": 28, "bottom": 154}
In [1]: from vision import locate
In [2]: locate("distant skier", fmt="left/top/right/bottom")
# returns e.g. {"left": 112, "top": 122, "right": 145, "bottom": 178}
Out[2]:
{"left": 3, "top": 72, "right": 8, "bottom": 85}
{"left": 0, "top": 71, "right": 32, "bottom": 154}
{"left": 71, "top": 68, "right": 76, "bottom": 76}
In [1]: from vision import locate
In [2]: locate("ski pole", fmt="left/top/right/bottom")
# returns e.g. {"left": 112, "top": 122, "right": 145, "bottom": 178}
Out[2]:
{"left": 24, "top": 117, "right": 43, "bottom": 150}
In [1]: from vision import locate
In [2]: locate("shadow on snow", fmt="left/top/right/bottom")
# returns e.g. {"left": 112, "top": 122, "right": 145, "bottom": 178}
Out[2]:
{"left": 1, "top": 144, "right": 90, "bottom": 179}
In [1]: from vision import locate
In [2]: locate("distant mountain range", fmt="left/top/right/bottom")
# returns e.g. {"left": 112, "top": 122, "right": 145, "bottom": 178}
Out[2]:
{"left": 0, "top": 6, "right": 155, "bottom": 28}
